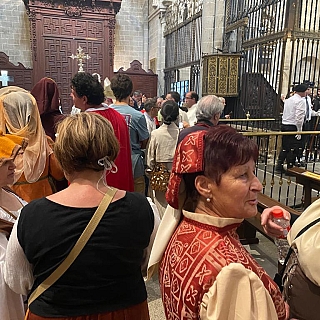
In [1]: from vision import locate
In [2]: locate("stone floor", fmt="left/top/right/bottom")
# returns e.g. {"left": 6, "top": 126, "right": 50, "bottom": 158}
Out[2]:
{"left": 146, "top": 233, "right": 278, "bottom": 320}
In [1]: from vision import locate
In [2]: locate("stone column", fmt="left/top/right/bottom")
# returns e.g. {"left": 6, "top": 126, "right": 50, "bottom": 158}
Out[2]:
{"left": 200, "top": 0, "right": 226, "bottom": 95}
{"left": 157, "top": 9, "right": 166, "bottom": 95}
{"left": 202, "top": 0, "right": 226, "bottom": 55}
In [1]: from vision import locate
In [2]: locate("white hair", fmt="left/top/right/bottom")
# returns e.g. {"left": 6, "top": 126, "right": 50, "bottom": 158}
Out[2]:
{"left": 196, "top": 95, "right": 224, "bottom": 121}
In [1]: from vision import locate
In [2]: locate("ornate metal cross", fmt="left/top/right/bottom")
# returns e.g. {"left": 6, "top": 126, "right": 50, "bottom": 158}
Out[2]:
{"left": 69, "top": 46, "right": 91, "bottom": 72}
{"left": 0, "top": 70, "right": 14, "bottom": 86}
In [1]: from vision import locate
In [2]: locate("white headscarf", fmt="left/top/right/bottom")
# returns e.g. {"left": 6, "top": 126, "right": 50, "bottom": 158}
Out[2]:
{"left": 0, "top": 87, "right": 52, "bottom": 183}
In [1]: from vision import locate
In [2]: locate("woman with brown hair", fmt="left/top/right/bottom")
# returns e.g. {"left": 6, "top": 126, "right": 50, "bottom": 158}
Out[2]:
{"left": 147, "top": 125, "right": 288, "bottom": 320}
{"left": 0, "top": 86, "right": 64, "bottom": 201}
{"left": 4, "top": 112, "right": 154, "bottom": 320}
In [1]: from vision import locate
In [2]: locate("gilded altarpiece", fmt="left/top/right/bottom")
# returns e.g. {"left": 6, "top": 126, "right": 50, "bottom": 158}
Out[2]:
{"left": 202, "top": 54, "right": 241, "bottom": 97}
{"left": 24, "top": 0, "right": 121, "bottom": 112}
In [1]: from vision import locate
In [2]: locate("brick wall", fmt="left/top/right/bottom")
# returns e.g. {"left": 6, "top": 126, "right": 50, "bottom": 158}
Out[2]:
{"left": 0, "top": 0, "right": 32, "bottom": 68}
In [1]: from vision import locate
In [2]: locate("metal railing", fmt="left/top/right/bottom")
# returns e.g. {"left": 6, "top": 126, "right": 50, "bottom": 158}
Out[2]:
{"left": 219, "top": 118, "right": 279, "bottom": 131}
{"left": 241, "top": 130, "right": 320, "bottom": 209}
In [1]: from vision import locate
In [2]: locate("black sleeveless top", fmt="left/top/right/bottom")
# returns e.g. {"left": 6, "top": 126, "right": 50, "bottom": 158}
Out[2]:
{"left": 17, "top": 192, "right": 154, "bottom": 317}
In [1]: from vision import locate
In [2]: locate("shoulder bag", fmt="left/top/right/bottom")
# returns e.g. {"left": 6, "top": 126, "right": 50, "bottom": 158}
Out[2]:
{"left": 26, "top": 187, "right": 117, "bottom": 311}
{"left": 149, "top": 150, "right": 170, "bottom": 192}
{"left": 0, "top": 205, "right": 17, "bottom": 236}
{"left": 274, "top": 216, "right": 320, "bottom": 292}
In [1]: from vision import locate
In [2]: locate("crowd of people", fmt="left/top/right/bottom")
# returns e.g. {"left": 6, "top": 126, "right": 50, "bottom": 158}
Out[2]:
{"left": 0, "top": 74, "right": 319, "bottom": 320}
{"left": 277, "top": 83, "right": 320, "bottom": 173}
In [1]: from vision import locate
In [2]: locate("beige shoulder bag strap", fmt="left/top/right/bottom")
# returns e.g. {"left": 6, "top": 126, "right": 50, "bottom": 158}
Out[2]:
{"left": 28, "top": 187, "right": 118, "bottom": 306}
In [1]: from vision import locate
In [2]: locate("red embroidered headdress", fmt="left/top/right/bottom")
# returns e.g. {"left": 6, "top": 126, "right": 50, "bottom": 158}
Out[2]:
{"left": 165, "top": 130, "right": 206, "bottom": 209}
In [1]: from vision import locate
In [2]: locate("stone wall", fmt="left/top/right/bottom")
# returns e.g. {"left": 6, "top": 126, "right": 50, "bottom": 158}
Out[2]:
{"left": 0, "top": 0, "right": 148, "bottom": 73}
{"left": 202, "top": 0, "right": 225, "bottom": 55}
{"left": 114, "top": 0, "right": 149, "bottom": 72}
{"left": 0, "top": 0, "right": 32, "bottom": 68}
{"left": 0, "top": 0, "right": 162, "bottom": 94}
{"left": 148, "top": 3, "right": 166, "bottom": 96}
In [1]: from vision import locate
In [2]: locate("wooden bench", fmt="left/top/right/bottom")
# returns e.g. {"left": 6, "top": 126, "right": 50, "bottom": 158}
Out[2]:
{"left": 237, "top": 193, "right": 300, "bottom": 245}
{"left": 287, "top": 166, "right": 320, "bottom": 209}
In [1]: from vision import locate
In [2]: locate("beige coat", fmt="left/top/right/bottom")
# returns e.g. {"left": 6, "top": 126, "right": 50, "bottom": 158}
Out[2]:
{"left": 288, "top": 197, "right": 320, "bottom": 285}
{"left": 146, "top": 123, "right": 180, "bottom": 218}
{"left": 146, "top": 123, "right": 179, "bottom": 169}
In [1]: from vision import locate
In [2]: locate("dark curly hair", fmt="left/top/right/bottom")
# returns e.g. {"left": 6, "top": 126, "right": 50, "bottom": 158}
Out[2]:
{"left": 110, "top": 74, "right": 133, "bottom": 102}
{"left": 71, "top": 73, "right": 105, "bottom": 106}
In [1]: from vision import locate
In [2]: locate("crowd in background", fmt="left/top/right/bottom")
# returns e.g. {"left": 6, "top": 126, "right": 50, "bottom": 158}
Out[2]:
{"left": 0, "top": 73, "right": 319, "bottom": 320}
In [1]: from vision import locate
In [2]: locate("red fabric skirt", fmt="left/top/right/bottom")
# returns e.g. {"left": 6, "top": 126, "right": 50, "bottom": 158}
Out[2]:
{"left": 25, "top": 300, "right": 150, "bottom": 320}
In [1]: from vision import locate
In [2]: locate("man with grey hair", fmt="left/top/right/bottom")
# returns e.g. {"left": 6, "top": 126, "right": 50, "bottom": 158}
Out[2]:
{"left": 178, "top": 95, "right": 224, "bottom": 144}
{"left": 143, "top": 97, "right": 159, "bottom": 134}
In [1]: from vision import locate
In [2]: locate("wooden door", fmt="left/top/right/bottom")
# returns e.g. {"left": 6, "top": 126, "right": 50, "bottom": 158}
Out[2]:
{"left": 25, "top": 0, "right": 121, "bottom": 113}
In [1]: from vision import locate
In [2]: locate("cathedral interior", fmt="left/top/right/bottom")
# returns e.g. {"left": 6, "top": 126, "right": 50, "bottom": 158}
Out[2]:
{"left": 1, "top": 1, "right": 320, "bottom": 318}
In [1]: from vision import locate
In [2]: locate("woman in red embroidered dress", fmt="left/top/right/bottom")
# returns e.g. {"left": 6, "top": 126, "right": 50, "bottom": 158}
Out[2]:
{"left": 147, "top": 125, "right": 288, "bottom": 320}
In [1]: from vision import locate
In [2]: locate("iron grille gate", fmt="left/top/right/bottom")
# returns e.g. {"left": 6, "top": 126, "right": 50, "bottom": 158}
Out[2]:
{"left": 224, "top": 0, "right": 320, "bottom": 123}
{"left": 163, "top": 12, "right": 202, "bottom": 96}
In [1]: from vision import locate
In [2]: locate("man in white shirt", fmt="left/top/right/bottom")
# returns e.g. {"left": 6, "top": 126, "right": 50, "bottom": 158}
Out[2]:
{"left": 143, "top": 98, "right": 159, "bottom": 134}
{"left": 184, "top": 91, "right": 199, "bottom": 126}
{"left": 276, "top": 83, "right": 308, "bottom": 173}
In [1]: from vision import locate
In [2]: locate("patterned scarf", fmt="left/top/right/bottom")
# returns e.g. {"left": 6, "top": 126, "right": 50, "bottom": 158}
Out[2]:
{"left": 165, "top": 130, "right": 206, "bottom": 209}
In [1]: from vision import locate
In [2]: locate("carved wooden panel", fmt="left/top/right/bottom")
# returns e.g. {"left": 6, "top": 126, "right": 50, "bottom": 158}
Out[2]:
{"left": 240, "top": 73, "right": 279, "bottom": 119}
{"left": 0, "top": 52, "right": 33, "bottom": 90}
{"left": 42, "top": 17, "right": 105, "bottom": 39}
{"left": 24, "top": 0, "right": 121, "bottom": 113}
{"left": 42, "top": 38, "right": 74, "bottom": 110}
{"left": 116, "top": 60, "right": 158, "bottom": 98}
{"left": 41, "top": 38, "right": 105, "bottom": 109}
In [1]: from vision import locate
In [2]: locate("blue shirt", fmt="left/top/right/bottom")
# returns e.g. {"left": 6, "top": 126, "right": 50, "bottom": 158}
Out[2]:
{"left": 111, "top": 104, "right": 149, "bottom": 178}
